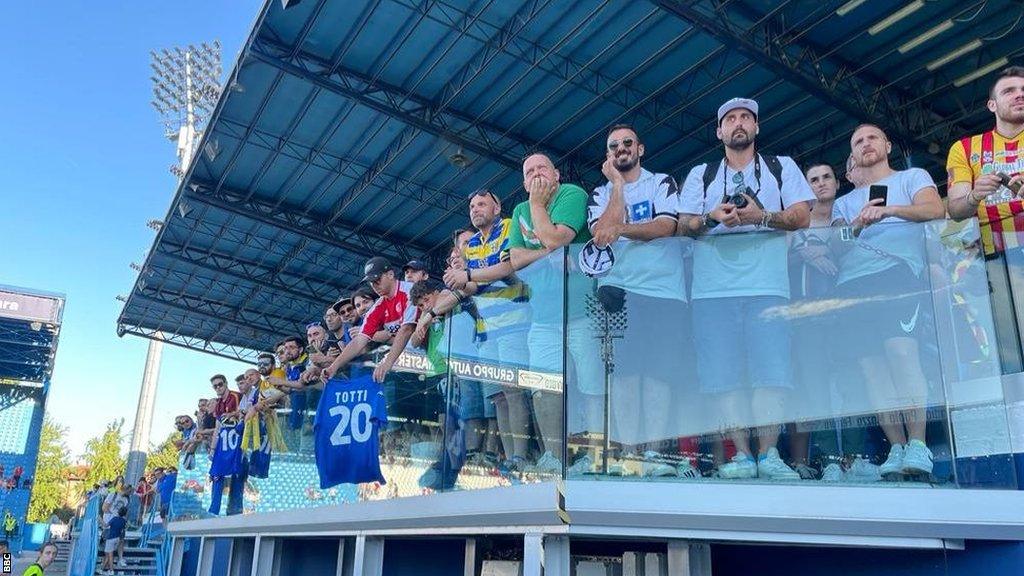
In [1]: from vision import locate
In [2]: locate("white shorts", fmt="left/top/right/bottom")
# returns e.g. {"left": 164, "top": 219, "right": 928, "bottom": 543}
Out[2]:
{"left": 104, "top": 537, "right": 121, "bottom": 553}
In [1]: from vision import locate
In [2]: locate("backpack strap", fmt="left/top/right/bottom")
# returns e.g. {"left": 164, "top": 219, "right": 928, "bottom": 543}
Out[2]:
{"left": 700, "top": 161, "right": 720, "bottom": 204}
{"left": 762, "top": 154, "right": 786, "bottom": 209}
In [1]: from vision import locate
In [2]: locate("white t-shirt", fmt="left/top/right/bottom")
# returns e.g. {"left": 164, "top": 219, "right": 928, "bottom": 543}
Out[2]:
{"left": 832, "top": 168, "right": 936, "bottom": 284}
{"left": 588, "top": 169, "right": 686, "bottom": 301}
{"left": 679, "top": 154, "right": 815, "bottom": 299}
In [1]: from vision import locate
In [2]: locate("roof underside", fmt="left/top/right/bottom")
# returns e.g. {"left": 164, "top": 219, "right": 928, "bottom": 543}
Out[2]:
{"left": 118, "top": 0, "right": 1024, "bottom": 361}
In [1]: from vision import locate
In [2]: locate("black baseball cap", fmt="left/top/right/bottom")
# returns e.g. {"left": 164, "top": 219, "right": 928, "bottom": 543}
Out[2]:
{"left": 362, "top": 257, "right": 393, "bottom": 282}
{"left": 403, "top": 259, "right": 428, "bottom": 273}
{"left": 331, "top": 297, "right": 354, "bottom": 314}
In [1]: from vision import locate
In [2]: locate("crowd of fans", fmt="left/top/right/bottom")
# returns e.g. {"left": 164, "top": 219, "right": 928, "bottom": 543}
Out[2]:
{"left": 165, "top": 66, "right": 1023, "bottom": 501}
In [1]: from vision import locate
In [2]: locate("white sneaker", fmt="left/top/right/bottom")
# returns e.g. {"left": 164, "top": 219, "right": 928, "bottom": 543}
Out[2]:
{"left": 118, "top": 559, "right": 128, "bottom": 567}
{"left": 847, "top": 457, "right": 882, "bottom": 483}
{"left": 902, "top": 440, "right": 934, "bottom": 475}
{"left": 879, "top": 444, "right": 905, "bottom": 476}
{"left": 533, "top": 451, "right": 562, "bottom": 475}
{"left": 757, "top": 447, "right": 800, "bottom": 480}
{"left": 718, "top": 453, "right": 757, "bottom": 479}
{"left": 821, "top": 463, "right": 843, "bottom": 482}
{"left": 794, "top": 463, "right": 817, "bottom": 480}
{"left": 566, "top": 455, "right": 594, "bottom": 476}
{"left": 676, "top": 460, "right": 701, "bottom": 479}
{"left": 641, "top": 451, "right": 676, "bottom": 477}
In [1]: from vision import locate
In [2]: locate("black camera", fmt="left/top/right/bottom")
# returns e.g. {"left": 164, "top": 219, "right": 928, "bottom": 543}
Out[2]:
{"left": 726, "top": 186, "right": 762, "bottom": 209}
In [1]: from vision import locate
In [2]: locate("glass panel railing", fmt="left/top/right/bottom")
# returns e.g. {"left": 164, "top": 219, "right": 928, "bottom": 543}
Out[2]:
{"left": 565, "top": 220, "right": 1018, "bottom": 489}
{"left": 441, "top": 249, "right": 567, "bottom": 486}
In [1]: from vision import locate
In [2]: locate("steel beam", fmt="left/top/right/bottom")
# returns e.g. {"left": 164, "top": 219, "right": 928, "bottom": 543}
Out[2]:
{"left": 651, "top": 0, "right": 949, "bottom": 164}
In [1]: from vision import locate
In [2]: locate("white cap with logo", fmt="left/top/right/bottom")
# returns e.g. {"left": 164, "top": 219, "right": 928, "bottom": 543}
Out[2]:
{"left": 717, "top": 98, "right": 759, "bottom": 124}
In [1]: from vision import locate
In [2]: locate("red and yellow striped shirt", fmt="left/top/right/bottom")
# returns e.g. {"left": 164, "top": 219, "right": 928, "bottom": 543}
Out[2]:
{"left": 946, "top": 128, "right": 1024, "bottom": 255}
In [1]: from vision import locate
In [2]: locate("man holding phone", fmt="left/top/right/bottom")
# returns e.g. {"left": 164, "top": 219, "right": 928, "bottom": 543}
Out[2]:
{"left": 832, "top": 123, "right": 945, "bottom": 480}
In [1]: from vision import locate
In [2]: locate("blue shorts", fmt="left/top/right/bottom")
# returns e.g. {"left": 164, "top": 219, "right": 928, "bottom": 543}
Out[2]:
{"left": 459, "top": 379, "right": 497, "bottom": 420}
{"left": 691, "top": 295, "right": 793, "bottom": 394}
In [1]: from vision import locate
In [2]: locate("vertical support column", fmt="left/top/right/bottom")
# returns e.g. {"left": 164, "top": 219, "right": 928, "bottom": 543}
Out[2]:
{"left": 197, "top": 537, "right": 215, "bottom": 576}
{"left": 666, "top": 541, "right": 711, "bottom": 576}
{"left": 251, "top": 536, "right": 278, "bottom": 576}
{"left": 336, "top": 539, "right": 347, "bottom": 576}
{"left": 463, "top": 538, "right": 477, "bottom": 576}
{"left": 229, "top": 538, "right": 253, "bottom": 576}
{"left": 543, "top": 535, "right": 570, "bottom": 576}
{"left": 523, "top": 532, "right": 544, "bottom": 576}
{"left": 168, "top": 537, "right": 186, "bottom": 576}
{"left": 353, "top": 535, "right": 384, "bottom": 576}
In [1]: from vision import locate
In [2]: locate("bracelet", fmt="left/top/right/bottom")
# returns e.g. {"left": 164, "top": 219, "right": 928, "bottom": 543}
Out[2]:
{"left": 967, "top": 189, "right": 982, "bottom": 204}
{"left": 760, "top": 210, "right": 773, "bottom": 229}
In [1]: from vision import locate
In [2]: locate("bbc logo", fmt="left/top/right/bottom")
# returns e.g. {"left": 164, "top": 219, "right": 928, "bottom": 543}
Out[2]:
{"left": 1, "top": 552, "right": 9, "bottom": 574}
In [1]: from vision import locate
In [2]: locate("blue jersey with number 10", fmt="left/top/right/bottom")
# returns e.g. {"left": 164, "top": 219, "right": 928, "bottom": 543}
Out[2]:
{"left": 314, "top": 376, "right": 387, "bottom": 488}
{"left": 210, "top": 422, "right": 244, "bottom": 479}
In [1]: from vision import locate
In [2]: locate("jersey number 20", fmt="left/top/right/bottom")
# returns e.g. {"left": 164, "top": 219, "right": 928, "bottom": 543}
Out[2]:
{"left": 329, "top": 403, "right": 373, "bottom": 445}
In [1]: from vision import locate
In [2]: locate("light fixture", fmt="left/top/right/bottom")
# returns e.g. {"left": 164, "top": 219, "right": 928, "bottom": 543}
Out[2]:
{"left": 868, "top": 0, "right": 924, "bottom": 35}
{"left": 899, "top": 20, "right": 953, "bottom": 53}
{"left": 146, "top": 219, "right": 163, "bottom": 230}
{"left": 115, "top": 295, "right": 128, "bottom": 303}
{"left": 926, "top": 39, "right": 983, "bottom": 71}
{"left": 954, "top": 57, "right": 1009, "bottom": 87}
{"left": 836, "top": 0, "right": 867, "bottom": 17}
{"left": 130, "top": 262, "right": 143, "bottom": 272}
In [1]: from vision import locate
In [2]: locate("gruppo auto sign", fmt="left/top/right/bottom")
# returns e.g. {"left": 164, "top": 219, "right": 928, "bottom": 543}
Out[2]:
{"left": 0, "top": 288, "right": 62, "bottom": 324}
{"left": 393, "top": 351, "right": 562, "bottom": 393}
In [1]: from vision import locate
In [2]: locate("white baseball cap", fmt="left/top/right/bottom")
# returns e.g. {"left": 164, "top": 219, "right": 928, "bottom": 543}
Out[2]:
{"left": 717, "top": 98, "right": 759, "bottom": 124}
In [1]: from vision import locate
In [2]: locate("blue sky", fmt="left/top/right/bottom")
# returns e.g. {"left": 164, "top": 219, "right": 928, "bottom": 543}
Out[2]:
{"left": 0, "top": 1, "right": 261, "bottom": 457}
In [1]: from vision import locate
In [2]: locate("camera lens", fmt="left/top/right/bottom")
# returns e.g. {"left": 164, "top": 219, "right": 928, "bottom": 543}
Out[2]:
{"left": 730, "top": 193, "right": 748, "bottom": 209}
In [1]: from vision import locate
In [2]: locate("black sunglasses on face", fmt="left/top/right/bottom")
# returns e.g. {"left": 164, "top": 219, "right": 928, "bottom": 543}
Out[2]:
{"left": 607, "top": 138, "right": 635, "bottom": 150}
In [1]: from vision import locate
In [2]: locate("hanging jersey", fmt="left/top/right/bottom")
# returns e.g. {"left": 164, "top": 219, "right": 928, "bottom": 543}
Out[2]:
{"left": 209, "top": 422, "right": 244, "bottom": 479}
{"left": 247, "top": 420, "right": 272, "bottom": 479}
{"left": 314, "top": 375, "right": 388, "bottom": 488}
{"left": 946, "top": 128, "right": 1024, "bottom": 255}
{"left": 360, "top": 281, "right": 420, "bottom": 339}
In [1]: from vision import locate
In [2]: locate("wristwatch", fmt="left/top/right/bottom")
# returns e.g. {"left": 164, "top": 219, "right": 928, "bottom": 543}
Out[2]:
{"left": 702, "top": 212, "right": 720, "bottom": 229}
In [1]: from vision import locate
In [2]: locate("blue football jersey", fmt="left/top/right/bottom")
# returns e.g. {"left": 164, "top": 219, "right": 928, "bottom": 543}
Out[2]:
{"left": 314, "top": 375, "right": 388, "bottom": 488}
{"left": 209, "top": 422, "right": 244, "bottom": 479}
{"left": 248, "top": 421, "right": 272, "bottom": 479}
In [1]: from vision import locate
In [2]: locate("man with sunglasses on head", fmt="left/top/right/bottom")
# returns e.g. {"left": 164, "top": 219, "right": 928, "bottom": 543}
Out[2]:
{"left": 443, "top": 152, "right": 594, "bottom": 475}
{"left": 589, "top": 123, "right": 691, "bottom": 477}
{"left": 679, "top": 97, "right": 814, "bottom": 480}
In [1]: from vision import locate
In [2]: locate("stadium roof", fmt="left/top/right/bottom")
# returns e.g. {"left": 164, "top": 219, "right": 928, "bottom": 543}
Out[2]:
{"left": 0, "top": 285, "right": 65, "bottom": 384}
{"left": 118, "top": 0, "right": 1024, "bottom": 361}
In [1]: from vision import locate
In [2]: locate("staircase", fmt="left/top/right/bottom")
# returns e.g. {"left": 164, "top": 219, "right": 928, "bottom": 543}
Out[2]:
{"left": 92, "top": 531, "right": 162, "bottom": 576}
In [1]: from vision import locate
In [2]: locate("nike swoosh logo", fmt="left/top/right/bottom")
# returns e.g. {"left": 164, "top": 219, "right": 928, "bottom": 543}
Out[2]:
{"left": 900, "top": 302, "right": 920, "bottom": 333}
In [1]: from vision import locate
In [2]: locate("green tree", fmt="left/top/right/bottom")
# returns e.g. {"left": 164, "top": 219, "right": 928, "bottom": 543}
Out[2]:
{"left": 82, "top": 419, "right": 126, "bottom": 488}
{"left": 26, "top": 416, "right": 71, "bottom": 522}
{"left": 146, "top": 431, "right": 183, "bottom": 472}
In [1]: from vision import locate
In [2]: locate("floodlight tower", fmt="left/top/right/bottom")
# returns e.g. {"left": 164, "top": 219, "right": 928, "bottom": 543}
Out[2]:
{"left": 124, "top": 42, "right": 222, "bottom": 485}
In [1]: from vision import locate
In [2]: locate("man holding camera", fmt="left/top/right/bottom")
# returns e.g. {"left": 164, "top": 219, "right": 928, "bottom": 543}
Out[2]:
{"left": 679, "top": 97, "right": 814, "bottom": 480}
{"left": 832, "top": 123, "right": 944, "bottom": 479}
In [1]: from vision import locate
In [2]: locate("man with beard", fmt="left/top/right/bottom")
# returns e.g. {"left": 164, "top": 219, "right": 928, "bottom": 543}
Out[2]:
{"left": 679, "top": 98, "right": 814, "bottom": 480}
{"left": 443, "top": 152, "right": 595, "bottom": 475}
{"left": 832, "top": 123, "right": 945, "bottom": 480}
{"left": 947, "top": 66, "right": 1024, "bottom": 223}
{"left": 588, "top": 124, "right": 691, "bottom": 477}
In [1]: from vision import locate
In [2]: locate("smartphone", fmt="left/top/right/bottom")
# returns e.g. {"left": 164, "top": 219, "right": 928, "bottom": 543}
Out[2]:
{"left": 869, "top": 184, "right": 888, "bottom": 206}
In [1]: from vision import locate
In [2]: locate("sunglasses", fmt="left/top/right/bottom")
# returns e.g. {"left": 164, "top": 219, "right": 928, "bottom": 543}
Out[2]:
{"left": 257, "top": 359, "right": 272, "bottom": 366}
{"left": 607, "top": 138, "right": 636, "bottom": 150}
{"left": 467, "top": 189, "right": 499, "bottom": 203}
{"left": 306, "top": 321, "right": 323, "bottom": 330}
{"left": 213, "top": 383, "right": 226, "bottom": 389}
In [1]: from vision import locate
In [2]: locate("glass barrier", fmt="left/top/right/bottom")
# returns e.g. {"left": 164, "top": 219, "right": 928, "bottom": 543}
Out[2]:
{"left": 565, "top": 220, "right": 1019, "bottom": 489}
{"left": 163, "top": 219, "right": 1021, "bottom": 524}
